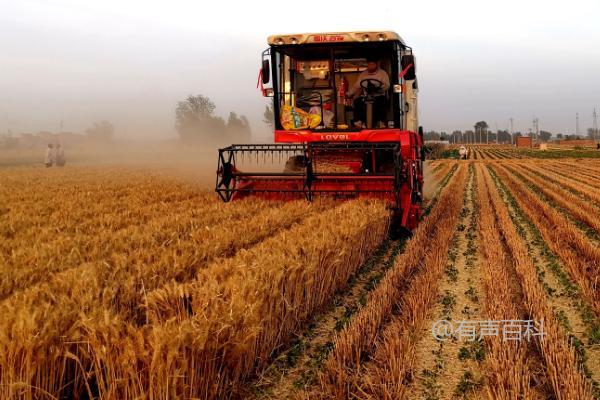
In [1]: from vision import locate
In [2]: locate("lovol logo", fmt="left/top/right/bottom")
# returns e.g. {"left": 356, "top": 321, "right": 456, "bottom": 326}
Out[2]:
{"left": 324, "top": 134, "right": 349, "bottom": 140}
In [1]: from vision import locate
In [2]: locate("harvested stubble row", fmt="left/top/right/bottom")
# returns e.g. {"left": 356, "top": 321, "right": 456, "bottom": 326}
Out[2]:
{"left": 552, "top": 159, "right": 600, "bottom": 174}
{"left": 543, "top": 162, "right": 600, "bottom": 188}
{"left": 481, "top": 149, "right": 497, "bottom": 159}
{"left": 494, "top": 150, "right": 507, "bottom": 159}
{"left": 520, "top": 163, "right": 600, "bottom": 206}
{"left": 486, "top": 164, "right": 594, "bottom": 399}
{"left": 492, "top": 150, "right": 509, "bottom": 159}
{"left": 493, "top": 164, "right": 600, "bottom": 318}
{"left": 429, "top": 161, "right": 444, "bottom": 172}
{"left": 314, "top": 164, "right": 468, "bottom": 399}
{"left": 506, "top": 163, "right": 600, "bottom": 234}
{"left": 505, "top": 150, "right": 523, "bottom": 159}
{"left": 499, "top": 150, "right": 514, "bottom": 159}
{"left": 349, "top": 164, "right": 469, "bottom": 399}
{"left": 571, "top": 163, "right": 600, "bottom": 176}
{"left": 475, "top": 164, "right": 536, "bottom": 399}
{"left": 431, "top": 161, "right": 454, "bottom": 182}
{"left": 0, "top": 199, "right": 389, "bottom": 400}
{"left": 426, "top": 163, "right": 458, "bottom": 210}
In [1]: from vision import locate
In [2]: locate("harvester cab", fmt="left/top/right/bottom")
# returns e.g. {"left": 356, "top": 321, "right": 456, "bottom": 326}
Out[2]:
{"left": 216, "top": 31, "right": 424, "bottom": 232}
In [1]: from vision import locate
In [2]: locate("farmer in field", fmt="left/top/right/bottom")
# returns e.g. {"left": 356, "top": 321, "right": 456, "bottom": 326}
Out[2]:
{"left": 459, "top": 145, "right": 468, "bottom": 159}
{"left": 348, "top": 57, "right": 390, "bottom": 128}
{"left": 55, "top": 144, "right": 66, "bottom": 167}
{"left": 44, "top": 143, "right": 54, "bottom": 167}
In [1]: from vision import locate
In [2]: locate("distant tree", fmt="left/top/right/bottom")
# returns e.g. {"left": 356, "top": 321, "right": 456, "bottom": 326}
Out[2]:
{"left": 424, "top": 131, "right": 441, "bottom": 141}
{"left": 474, "top": 121, "right": 489, "bottom": 130}
{"left": 497, "top": 130, "right": 511, "bottom": 143}
{"left": 226, "top": 112, "right": 252, "bottom": 142}
{"left": 474, "top": 121, "right": 489, "bottom": 142}
{"left": 556, "top": 133, "right": 563, "bottom": 139}
{"left": 263, "top": 102, "right": 274, "bottom": 129}
{"left": 175, "top": 94, "right": 226, "bottom": 143}
{"left": 462, "top": 130, "right": 474, "bottom": 143}
{"left": 451, "top": 130, "right": 462, "bottom": 143}
{"left": 86, "top": 121, "right": 114, "bottom": 143}
{"left": 539, "top": 130, "right": 552, "bottom": 142}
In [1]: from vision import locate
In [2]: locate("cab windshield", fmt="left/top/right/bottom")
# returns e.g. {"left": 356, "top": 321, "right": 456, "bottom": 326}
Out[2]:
{"left": 272, "top": 43, "right": 401, "bottom": 131}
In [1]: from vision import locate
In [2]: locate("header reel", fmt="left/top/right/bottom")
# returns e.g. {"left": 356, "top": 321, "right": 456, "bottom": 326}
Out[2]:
{"left": 216, "top": 142, "right": 403, "bottom": 205}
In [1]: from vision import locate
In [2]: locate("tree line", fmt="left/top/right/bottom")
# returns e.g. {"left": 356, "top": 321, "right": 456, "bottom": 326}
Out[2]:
{"left": 175, "top": 95, "right": 251, "bottom": 144}
{"left": 0, "top": 121, "right": 115, "bottom": 150}
{"left": 1, "top": 93, "right": 255, "bottom": 150}
{"left": 424, "top": 120, "right": 597, "bottom": 144}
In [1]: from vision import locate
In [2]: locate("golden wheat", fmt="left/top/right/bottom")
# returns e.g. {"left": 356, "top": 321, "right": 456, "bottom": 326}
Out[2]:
{"left": 0, "top": 167, "right": 389, "bottom": 399}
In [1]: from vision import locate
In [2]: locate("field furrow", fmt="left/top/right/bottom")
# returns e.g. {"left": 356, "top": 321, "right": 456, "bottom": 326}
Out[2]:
{"left": 340, "top": 165, "right": 470, "bottom": 399}
{"left": 506, "top": 163, "right": 600, "bottom": 236}
{"left": 313, "top": 164, "right": 469, "bottom": 399}
{"left": 247, "top": 237, "right": 406, "bottom": 399}
{"left": 541, "top": 162, "right": 600, "bottom": 188}
{"left": 520, "top": 162, "right": 600, "bottom": 206}
{"left": 475, "top": 163, "right": 543, "bottom": 399}
{"left": 490, "top": 165, "right": 600, "bottom": 392}
{"left": 486, "top": 164, "right": 595, "bottom": 399}
{"left": 492, "top": 165, "right": 600, "bottom": 318}
{"left": 407, "top": 164, "right": 487, "bottom": 400}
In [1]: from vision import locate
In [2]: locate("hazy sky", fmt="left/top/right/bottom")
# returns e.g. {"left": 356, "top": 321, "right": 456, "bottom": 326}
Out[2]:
{"left": 1, "top": 0, "right": 599, "bottom": 139}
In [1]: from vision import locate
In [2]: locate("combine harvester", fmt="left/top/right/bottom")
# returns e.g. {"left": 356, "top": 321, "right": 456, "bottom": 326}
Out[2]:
{"left": 216, "top": 31, "right": 424, "bottom": 232}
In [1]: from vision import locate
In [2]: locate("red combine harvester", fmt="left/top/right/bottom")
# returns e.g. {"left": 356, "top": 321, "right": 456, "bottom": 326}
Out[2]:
{"left": 216, "top": 31, "right": 424, "bottom": 232}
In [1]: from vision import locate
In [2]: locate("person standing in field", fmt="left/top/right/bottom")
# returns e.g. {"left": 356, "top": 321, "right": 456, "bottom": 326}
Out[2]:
{"left": 55, "top": 144, "right": 66, "bottom": 166}
{"left": 45, "top": 143, "right": 54, "bottom": 167}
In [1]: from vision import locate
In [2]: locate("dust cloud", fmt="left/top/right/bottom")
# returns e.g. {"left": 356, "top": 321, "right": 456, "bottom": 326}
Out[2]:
{"left": 0, "top": 139, "right": 227, "bottom": 188}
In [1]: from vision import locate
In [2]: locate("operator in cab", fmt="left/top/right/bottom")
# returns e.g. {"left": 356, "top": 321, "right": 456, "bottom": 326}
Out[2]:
{"left": 347, "top": 57, "right": 390, "bottom": 129}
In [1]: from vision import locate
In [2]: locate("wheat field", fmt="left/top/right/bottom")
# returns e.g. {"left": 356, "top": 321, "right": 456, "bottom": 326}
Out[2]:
{"left": 1, "top": 154, "right": 600, "bottom": 399}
